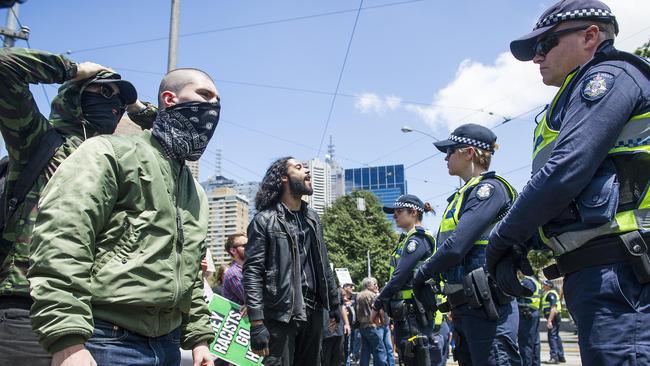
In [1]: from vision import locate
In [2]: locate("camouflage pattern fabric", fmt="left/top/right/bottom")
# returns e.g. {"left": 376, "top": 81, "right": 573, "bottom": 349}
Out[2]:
{"left": 0, "top": 47, "right": 149, "bottom": 297}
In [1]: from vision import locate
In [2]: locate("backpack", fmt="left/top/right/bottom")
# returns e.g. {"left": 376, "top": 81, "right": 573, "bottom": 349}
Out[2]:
{"left": 0, "top": 128, "right": 64, "bottom": 263}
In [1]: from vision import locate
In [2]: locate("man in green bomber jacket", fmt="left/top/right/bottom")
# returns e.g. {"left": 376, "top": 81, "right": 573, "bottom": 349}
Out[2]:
{"left": 0, "top": 47, "right": 144, "bottom": 366}
{"left": 28, "top": 68, "right": 221, "bottom": 366}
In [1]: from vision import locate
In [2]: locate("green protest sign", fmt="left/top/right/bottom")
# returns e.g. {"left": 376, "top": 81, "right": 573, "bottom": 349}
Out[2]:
{"left": 208, "top": 294, "right": 264, "bottom": 366}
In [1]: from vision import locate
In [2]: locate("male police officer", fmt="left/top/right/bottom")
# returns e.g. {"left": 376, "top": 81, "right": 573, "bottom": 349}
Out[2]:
{"left": 369, "top": 195, "right": 444, "bottom": 366}
{"left": 541, "top": 281, "right": 565, "bottom": 364}
{"left": 487, "top": 1, "right": 650, "bottom": 364}
{"left": 517, "top": 275, "right": 542, "bottom": 366}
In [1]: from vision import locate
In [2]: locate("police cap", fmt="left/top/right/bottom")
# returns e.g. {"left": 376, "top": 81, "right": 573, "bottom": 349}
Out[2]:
{"left": 433, "top": 123, "right": 497, "bottom": 154}
{"left": 510, "top": 0, "right": 618, "bottom": 61}
{"left": 382, "top": 194, "right": 424, "bottom": 214}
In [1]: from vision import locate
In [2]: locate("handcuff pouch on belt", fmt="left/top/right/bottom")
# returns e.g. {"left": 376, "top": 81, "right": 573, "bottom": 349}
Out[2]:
{"left": 441, "top": 268, "right": 499, "bottom": 321}
{"left": 404, "top": 334, "right": 431, "bottom": 365}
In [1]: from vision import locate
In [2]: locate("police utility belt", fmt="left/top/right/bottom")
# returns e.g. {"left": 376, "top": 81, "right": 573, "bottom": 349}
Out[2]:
{"left": 543, "top": 230, "right": 650, "bottom": 284}
{"left": 438, "top": 268, "right": 511, "bottom": 321}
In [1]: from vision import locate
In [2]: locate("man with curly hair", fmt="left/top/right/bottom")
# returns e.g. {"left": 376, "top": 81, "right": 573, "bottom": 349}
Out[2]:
{"left": 244, "top": 156, "right": 340, "bottom": 365}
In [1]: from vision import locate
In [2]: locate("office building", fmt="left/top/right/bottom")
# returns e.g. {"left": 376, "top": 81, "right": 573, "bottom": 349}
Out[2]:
{"left": 344, "top": 164, "right": 407, "bottom": 224}
{"left": 305, "top": 158, "right": 331, "bottom": 216}
{"left": 205, "top": 186, "right": 249, "bottom": 264}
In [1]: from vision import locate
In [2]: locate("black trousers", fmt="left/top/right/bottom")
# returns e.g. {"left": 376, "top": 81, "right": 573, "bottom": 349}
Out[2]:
{"left": 264, "top": 308, "right": 324, "bottom": 366}
{"left": 0, "top": 307, "right": 51, "bottom": 366}
{"left": 322, "top": 334, "right": 344, "bottom": 366}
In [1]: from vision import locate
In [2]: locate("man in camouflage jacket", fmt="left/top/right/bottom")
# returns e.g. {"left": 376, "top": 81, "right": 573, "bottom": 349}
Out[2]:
{"left": 0, "top": 47, "right": 145, "bottom": 365}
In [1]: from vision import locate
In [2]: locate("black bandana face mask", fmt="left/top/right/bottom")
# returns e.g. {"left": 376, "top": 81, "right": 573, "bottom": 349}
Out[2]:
{"left": 81, "top": 91, "right": 124, "bottom": 135}
{"left": 152, "top": 100, "right": 221, "bottom": 161}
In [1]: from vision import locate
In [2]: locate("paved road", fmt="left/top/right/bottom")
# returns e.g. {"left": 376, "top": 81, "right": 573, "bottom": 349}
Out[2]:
{"left": 446, "top": 329, "right": 581, "bottom": 366}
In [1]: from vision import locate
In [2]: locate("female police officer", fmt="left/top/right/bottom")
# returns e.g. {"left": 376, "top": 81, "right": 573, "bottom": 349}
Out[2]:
{"left": 413, "top": 123, "right": 521, "bottom": 365}
{"left": 368, "top": 194, "right": 448, "bottom": 366}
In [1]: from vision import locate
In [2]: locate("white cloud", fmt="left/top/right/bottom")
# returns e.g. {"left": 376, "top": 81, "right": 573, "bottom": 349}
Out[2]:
{"left": 355, "top": 92, "right": 402, "bottom": 115}
{"left": 608, "top": 0, "right": 650, "bottom": 52}
{"left": 354, "top": 0, "right": 650, "bottom": 133}
{"left": 404, "top": 53, "right": 555, "bottom": 131}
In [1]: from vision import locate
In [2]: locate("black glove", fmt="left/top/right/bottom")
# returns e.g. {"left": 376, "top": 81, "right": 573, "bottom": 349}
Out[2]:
{"left": 250, "top": 323, "right": 270, "bottom": 351}
{"left": 329, "top": 307, "right": 341, "bottom": 323}
{"left": 413, "top": 267, "right": 428, "bottom": 287}
{"left": 494, "top": 250, "right": 535, "bottom": 297}
{"left": 412, "top": 281, "right": 438, "bottom": 313}
{"left": 487, "top": 227, "right": 513, "bottom": 278}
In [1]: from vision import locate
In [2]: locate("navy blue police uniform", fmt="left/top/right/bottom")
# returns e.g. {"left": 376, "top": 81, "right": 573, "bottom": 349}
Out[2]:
{"left": 413, "top": 124, "right": 522, "bottom": 366}
{"left": 517, "top": 277, "right": 542, "bottom": 366}
{"left": 372, "top": 195, "right": 445, "bottom": 366}
{"left": 488, "top": 1, "right": 650, "bottom": 365}
{"left": 541, "top": 283, "right": 564, "bottom": 364}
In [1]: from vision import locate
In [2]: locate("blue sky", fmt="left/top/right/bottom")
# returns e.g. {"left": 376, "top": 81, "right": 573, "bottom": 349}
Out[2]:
{"left": 2, "top": 0, "right": 649, "bottom": 228}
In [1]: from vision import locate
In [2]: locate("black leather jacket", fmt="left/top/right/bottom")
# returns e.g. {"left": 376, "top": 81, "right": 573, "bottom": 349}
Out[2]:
{"left": 243, "top": 201, "right": 339, "bottom": 323}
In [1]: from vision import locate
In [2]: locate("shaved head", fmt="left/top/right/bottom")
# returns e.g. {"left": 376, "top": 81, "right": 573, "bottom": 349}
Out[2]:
{"left": 158, "top": 68, "right": 216, "bottom": 108}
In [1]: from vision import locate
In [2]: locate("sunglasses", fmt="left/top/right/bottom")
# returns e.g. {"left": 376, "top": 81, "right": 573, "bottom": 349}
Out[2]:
{"left": 533, "top": 25, "right": 590, "bottom": 57}
{"left": 446, "top": 145, "right": 468, "bottom": 157}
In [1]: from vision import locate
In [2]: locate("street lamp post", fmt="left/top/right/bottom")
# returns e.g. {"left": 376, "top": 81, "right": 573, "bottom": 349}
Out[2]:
{"left": 401, "top": 126, "right": 462, "bottom": 188}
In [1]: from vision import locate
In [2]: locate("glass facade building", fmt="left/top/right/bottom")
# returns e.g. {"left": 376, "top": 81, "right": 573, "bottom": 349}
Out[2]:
{"left": 344, "top": 165, "right": 407, "bottom": 223}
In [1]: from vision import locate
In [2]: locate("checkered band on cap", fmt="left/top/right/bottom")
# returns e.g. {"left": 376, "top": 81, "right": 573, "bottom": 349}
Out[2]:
{"left": 393, "top": 201, "right": 423, "bottom": 212}
{"left": 448, "top": 134, "right": 493, "bottom": 151}
{"left": 535, "top": 8, "right": 614, "bottom": 29}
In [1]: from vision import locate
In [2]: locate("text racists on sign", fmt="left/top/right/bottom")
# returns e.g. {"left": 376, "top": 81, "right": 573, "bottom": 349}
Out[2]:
{"left": 208, "top": 295, "right": 263, "bottom": 366}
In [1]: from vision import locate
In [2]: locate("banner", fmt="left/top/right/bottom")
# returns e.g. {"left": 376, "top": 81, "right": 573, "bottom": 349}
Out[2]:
{"left": 208, "top": 295, "right": 264, "bottom": 366}
{"left": 335, "top": 268, "right": 354, "bottom": 286}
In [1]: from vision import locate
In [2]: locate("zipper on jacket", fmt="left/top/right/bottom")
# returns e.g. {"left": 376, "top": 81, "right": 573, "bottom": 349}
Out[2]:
{"left": 305, "top": 215, "right": 331, "bottom": 311}
{"left": 278, "top": 217, "right": 297, "bottom": 313}
{"left": 171, "top": 162, "right": 185, "bottom": 305}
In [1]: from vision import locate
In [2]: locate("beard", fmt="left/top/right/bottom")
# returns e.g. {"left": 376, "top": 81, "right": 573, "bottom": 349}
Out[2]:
{"left": 288, "top": 175, "right": 313, "bottom": 196}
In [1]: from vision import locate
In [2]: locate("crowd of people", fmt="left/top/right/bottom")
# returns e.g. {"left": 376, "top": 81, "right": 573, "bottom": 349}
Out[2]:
{"left": 0, "top": 0, "right": 649, "bottom": 365}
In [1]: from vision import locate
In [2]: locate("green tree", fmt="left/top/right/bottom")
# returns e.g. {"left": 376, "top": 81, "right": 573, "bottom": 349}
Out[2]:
{"left": 635, "top": 38, "right": 650, "bottom": 58}
{"left": 322, "top": 190, "right": 398, "bottom": 287}
{"left": 528, "top": 249, "right": 553, "bottom": 276}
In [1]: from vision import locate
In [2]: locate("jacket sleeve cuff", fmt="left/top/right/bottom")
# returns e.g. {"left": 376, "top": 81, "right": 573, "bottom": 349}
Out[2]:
{"left": 46, "top": 334, "right": 87, "bottom": 354}
{"left": 248, "top": 308, "right": 264, "bottom": 322}
{"left": 181, "top": 333, "right": 215, "bottom": 350}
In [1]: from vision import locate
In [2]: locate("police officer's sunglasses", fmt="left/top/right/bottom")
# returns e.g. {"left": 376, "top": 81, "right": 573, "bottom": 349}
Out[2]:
{"left": 533, "top": 25, "right": 591, "bottom": 57}
{"left": 446, "top": 145, "right": 469, "bottom": 157}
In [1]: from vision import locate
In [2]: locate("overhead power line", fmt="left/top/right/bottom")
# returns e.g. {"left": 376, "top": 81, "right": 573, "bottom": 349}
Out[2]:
{"left": 316, "top": 0, "right": 364, "bottom": 157}
{"left": 66, "top": 0, "right": 426, "bottom": 55}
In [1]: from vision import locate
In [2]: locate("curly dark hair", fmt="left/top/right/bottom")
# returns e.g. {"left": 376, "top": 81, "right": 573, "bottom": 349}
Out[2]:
{"left": 255, "top": 156, "right": 293, "bottom": 212}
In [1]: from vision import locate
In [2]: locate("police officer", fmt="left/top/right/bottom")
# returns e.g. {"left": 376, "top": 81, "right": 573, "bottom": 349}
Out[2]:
{"left": 541, "top": 281, "right": 565, "bottom": 364}
{"left": 486, "top": 1, "right": 650, "bottom": 364}
{"left": 369, "top": 194, "right": 446, "bottom": 366}
{"left": 517, "top": 274, "right": 542, "bottom": 366}
{"left": 413, "top": 123, "right": 521, "bottom": 365}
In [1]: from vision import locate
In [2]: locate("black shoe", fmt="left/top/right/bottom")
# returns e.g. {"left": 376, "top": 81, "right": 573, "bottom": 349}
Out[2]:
{"left": 543, "top": 359, "right": 559, "bottom": 364}
{"left": 559, "top": 356, "right": 566, "bottom": 363}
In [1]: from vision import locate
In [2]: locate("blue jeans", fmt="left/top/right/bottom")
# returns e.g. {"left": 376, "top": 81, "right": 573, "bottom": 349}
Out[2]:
{"left": 359, "top": 326, "right": 387, "bottom": 366}
{"left": 379, "top": 324, "right": 395, "bottom": 366}
{"left": 85, "top": 319, "right": 181, "bottom": 366}
{"left": 563, "top": 263, "right": 650, "bottom": 365}
{"left": 437, "top": 320, "right": 451, "bottom": 366}
{"left": 346, "top": 328, "right": 361, "bottom": 366}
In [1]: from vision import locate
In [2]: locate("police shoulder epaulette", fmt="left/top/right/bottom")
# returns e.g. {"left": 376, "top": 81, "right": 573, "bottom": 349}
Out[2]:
{"left": 481, "top": 171, "right": 496, "bottom": 179}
